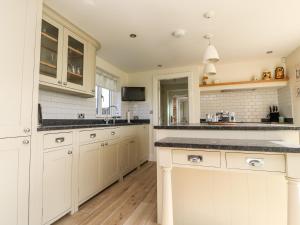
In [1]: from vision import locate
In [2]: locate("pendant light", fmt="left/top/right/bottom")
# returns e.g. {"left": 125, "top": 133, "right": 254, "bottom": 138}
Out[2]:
{"left": 203, "top": 34, "right": 220, "bottom": 63}
{"left": 203, "top": 63, "right": 216, "bottom": 75}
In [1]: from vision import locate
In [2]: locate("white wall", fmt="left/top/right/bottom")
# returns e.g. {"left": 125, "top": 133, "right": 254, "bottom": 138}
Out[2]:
{"left": 39, "top": 56, "right": 129, "bottom": 119}
{"left": 287, "top": 47, "right": 300, "bottom": 125}
{"left": 128, "top": 56, "right": 282, "bottom": 123}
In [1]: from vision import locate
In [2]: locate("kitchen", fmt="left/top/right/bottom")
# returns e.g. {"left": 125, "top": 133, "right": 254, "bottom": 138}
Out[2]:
{"left": 2, "top": 1, "right": 300, "bottom": 225}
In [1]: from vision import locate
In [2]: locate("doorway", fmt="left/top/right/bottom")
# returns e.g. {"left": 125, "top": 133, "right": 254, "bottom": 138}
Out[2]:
{"left": 159, "top": 77, "right": 189, "bottom": 124}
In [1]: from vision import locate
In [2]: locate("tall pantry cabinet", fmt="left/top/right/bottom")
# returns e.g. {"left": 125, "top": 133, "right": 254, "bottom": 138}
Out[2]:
{"left": 0, "top": 0, "right": 42, "bottom": 225}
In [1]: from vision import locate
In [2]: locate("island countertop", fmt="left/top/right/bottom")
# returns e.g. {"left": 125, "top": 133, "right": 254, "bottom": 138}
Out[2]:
{"left": 154, "top": 137, "right": 300, "bottom": 153}
{"left": 154, "top": 123, "right": 300, "bottom": 131}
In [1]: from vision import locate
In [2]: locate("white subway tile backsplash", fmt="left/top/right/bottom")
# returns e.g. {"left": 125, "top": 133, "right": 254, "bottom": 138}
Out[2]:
{"left": 39, "top": 90, "right": 98, "bottom": 119}
{"left": 200, "top": 88, "right": 279, "bottom": 122}
{"left": 127, "top": 102, "right": 151, "bottom": 119}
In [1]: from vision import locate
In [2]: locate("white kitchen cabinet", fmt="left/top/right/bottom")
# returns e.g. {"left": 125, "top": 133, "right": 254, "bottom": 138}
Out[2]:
{"left": 118, "top": 139, "right": 130, "bottom": 175}
{"left": 0, "top": 137, "right": 30, "bottom": 225}
{"left": 101, "top": 141, "right": 119, "bottom": 188}
{"left": 43, "top": 147, "right": 72, "bottom": 225}
{"left": 39, "top": 15, "right": 64, "bottom": 86}
{"left": 78, "top": 143, "right": 101, "bottom": 204}
{"left": 0, "top": 0, "right": 39, "bottom": 138}
{"left": 62, "top": 29, "right": 88, "bottom": 92}
{"left": 39, "top": 5, "right": 100, "bottom": 97}
{"left": 137, "top": 125, "right": 149, "bottom": 164}
{"left": 128, "top": 138, "right": 138, "bottom": 171}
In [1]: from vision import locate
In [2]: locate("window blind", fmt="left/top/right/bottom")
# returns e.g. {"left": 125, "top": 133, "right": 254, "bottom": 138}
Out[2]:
{"left": 96, "top": 69, "right": 118, "bottom": 91}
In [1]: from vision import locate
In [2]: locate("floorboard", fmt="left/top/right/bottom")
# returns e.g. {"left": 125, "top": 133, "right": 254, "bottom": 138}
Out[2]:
{"left": 54, "top": 162, "right": 158, "bottom": 225}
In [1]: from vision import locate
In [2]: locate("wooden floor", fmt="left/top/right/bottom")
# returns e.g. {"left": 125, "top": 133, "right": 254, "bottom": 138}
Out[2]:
{"left": 54, "top": 162, "right": 158, "bottom": 225}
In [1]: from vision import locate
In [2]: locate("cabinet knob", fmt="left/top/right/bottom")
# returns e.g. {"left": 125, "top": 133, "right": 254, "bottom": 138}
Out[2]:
{"left": 23, "top": 139, "right": 30, "bottom": 145}
{"left": 24, "top": 128, "right": 31, "bottom": 133}
{"left": 101, "top": 143, "right": 104, "bottom": 147}
{"left": 57, "top": 80, "right": 62, "bottom": 84}
{"left": 90, "top": 133, "right": 96, "bottom": 138}
{"left": 105, "top": 142, "right": 108, "bottom": 146}
{"left": 63, "top": 82, "right": 67, "bottom": 86}
{"left": 67, "top": 150, "right": 73, "bottom": 155}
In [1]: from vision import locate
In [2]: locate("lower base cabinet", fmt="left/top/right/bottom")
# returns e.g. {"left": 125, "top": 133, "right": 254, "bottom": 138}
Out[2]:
{"left": 43, "top": 147, "right": 72, "bottom": 225}
{"left": 128, "top": 138, "right": 138, "bottom": 171}
{"left": 101, "top": 141, "right": 119, "bottom": 188}
{"left": 78, "top": 143, "right": 100, "bottom": 204}
{"left": 137, "top": 125, "right": 149, "bottom": 164}
{"left": 0, "top": 137, "right": 30, "bottom": 225}
{"left": 118, "top": 139, "right": 130, "bottom": 175}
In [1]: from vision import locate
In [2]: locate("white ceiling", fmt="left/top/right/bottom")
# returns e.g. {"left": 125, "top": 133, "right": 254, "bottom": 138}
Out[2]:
{"left": 45, "top": 0, "right": 300, "bottom": 73}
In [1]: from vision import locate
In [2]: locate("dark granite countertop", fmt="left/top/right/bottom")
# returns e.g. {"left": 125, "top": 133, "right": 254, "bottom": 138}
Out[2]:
{"left": 154, "top": 123, "right": 300, "bottom": 131}
{"left": 37, "top": 119, "right": 150, "bottom": 131}
{"left": 154, "top": 137, "right": 300, "bottom": 153}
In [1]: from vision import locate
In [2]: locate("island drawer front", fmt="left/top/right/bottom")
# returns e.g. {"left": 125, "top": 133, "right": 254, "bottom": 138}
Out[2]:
{"left": 226, "top": 152, "right": 286, "bottom": 172}
{"left": 79, "top": 129, "right": 106, "bottom": 143}
{"left": 43, "top": 132, "right": 73, "bottom": 149}
{"left": 172, "top": 150, "right": 221, "bottom": 168}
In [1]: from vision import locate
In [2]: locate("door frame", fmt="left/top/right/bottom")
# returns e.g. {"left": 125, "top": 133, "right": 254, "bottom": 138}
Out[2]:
{"left": 152, "top": 72, "right": 193, "bottom": 125}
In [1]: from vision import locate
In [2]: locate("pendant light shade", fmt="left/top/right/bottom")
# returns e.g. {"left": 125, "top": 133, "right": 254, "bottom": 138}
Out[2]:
{"left": 203, "top": 44, "right": 220, "bottom": 63}
{"left": 203, "top": 63, "right": 216, "bottom": 75}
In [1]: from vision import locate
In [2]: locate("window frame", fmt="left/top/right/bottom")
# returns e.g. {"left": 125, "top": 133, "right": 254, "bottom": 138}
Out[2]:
{"left": 96, "top": 86, "right": 113, "bottom": 117}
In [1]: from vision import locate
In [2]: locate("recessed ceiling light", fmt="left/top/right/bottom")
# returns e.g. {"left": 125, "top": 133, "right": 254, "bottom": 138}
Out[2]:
{"left": 266, "top": 50, "right": 273, "bottom": 54}
{"left": 129, "top": 34, "right": 137, "bottom": 38}
{"left": 203, "top": 10, "right": 215, "bottom": 19}
{"left": 172, "top": 29, "right": 186, "bottom": 38}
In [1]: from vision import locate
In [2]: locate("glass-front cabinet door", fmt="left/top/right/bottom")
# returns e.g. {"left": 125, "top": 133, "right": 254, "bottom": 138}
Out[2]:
{"left": 63, "top": 29, "right": 88, "bottom": 91}
{"left": 39, "top": 16, "right": 63, "bottom": 85}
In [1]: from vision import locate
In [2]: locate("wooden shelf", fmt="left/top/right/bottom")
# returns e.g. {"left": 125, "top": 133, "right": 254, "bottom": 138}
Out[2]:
{"left": 41, "top": 32, "right": 58, "bottom": 43}
{"left": 200, "top": 78, "right": 289, "bottom": 92}
{"left": 40, "top": 61, "right": 57, "bottom": 69}
{"left": 67, "top": 71, "right": 83, "bottom": 78}
{"left": 41, "top": 45, "right": 57, "bottom": 53}
{"left": 68, "top": 46, "right": 84, "bottom": 56}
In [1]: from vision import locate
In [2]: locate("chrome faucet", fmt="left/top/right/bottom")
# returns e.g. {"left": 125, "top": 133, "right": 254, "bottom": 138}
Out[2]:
{"left": 105, "top": 105, "right": 119, "bottom": 125}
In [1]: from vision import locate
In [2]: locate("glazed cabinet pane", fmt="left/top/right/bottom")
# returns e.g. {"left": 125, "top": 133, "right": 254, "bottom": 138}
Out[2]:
{"left": 39, "top": 16, "right": 63, "bottom": 85}
{"left": 63, "top": 29, "right": 88, "bottom": 91}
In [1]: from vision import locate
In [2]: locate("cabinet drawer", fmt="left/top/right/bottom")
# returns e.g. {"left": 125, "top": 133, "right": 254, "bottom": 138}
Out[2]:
{"left": 120, "top": 126, "right": 135, "bottom": 138}
{"left": 172, "top": 150, "right": 221, "bottom": 168}
{"left": 226, "top": 152, "right": 286, "bottom": 172}
{"left": 106, "top": 128, "right": 120, "bottom": 140}
{"left": 43, "top": 132, "right": 73, "bottom": 149}
{"left": 79, "top": 129, "right": 105, "bottom": 144}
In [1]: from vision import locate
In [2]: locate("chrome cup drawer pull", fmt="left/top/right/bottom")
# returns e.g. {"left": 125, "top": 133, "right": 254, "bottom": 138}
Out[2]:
{"left": 111, "top": 131, "right": 116, "bottom": 135}
{"left": 246, "top": 158, "right": 264, "bottom": 167}
{"left": 55, "top": 137, "right": 65, "bottom": 143}
{"left": 188, "top": 155, "right": 203, "bottom": 163}
{"left": 90, "top": 133, "right": 96, "bottom": 138}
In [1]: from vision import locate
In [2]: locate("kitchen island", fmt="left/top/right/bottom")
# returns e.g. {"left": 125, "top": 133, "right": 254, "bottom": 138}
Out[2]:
{"left": 154, "top": 123, "right": 300, "bottom": 225}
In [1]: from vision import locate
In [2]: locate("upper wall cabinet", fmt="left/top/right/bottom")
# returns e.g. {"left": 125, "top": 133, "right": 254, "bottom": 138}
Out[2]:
{"left": 0, "top": 0, "right": 40, "bottom": 139}
{"left": 39, "top": 5, "right": 100, "bottom": 97}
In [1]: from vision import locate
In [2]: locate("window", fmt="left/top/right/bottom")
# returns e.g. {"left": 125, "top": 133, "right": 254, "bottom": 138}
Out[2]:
{"left": 96, "top": 87, "right": 112, "bottom": 116}
{"left": 95, "top": 68, "right": 119, "bottom": 117}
